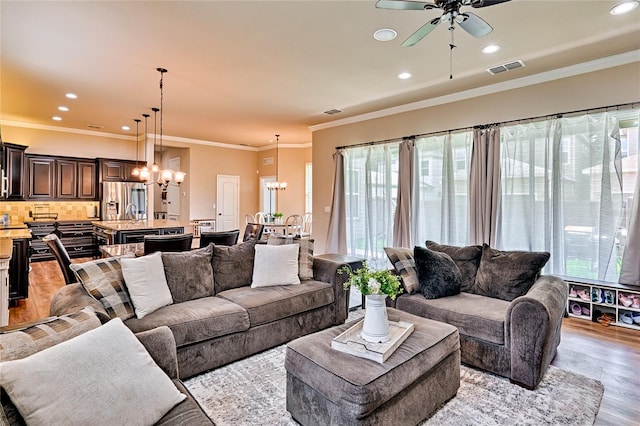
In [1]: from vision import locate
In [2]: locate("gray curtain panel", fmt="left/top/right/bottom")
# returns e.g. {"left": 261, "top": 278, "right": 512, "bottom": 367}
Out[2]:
{"left": 469, "top": 127, "right": 501, "bottom": 246}
{"left": 325, "top": 150, "right": 347, "bottom": 254}
{"left": 393, "top": 138, "right": 414, "bottom": 248}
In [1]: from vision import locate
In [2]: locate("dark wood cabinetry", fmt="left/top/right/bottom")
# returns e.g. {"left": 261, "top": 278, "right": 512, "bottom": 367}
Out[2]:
{"left": 26, "top": 156, "right": 56, "bottom": 199}
{"left": 27, "top": 220, "right": 95, "bottom": 262}
{"left": 99, "top": 159, "right": 144, "bottom": 182}
{"left": 114, "top": 227, "right": 184, "bottom": 244}
{"left": 26, "top": 155, "right": 97, "bottom": 201}
{"left": 1, "top": 142, "right": 27, "bottom": 200}
{"left": 9, "top": 238, "right": 30, "bottom": 302}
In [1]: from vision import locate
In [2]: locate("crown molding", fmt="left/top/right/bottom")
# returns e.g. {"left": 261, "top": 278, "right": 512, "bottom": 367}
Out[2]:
{"left": 309, "top": 50, "right": 640, "bottom": 132}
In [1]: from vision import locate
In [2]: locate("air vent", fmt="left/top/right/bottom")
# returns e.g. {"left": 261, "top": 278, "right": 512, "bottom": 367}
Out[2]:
{"left": 263, "top": 157, "right": 274, "bottom": 165}
{"left": 486, "top": 60, "right": 526, "bottom": 75}
{"left": 324, "top": 108, "right": 343, "bottom": 115}
{"left": 87, "top": 124, "right": 104, "bottom": 129}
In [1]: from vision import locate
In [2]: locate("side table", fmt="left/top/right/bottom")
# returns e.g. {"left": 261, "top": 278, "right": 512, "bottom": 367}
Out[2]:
{"left": 314, "top": 253, "right": 365, "bottom": 311}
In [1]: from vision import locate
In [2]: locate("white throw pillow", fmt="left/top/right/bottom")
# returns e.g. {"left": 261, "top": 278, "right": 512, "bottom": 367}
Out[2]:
{"left": 0, "top": 318, "right": 186, "bottom": 426}
{"left": 121, "top": 251, "right": 173, "bottom": 319}
{"left": 251, "top": 243, "right": 301, "bottom": 287}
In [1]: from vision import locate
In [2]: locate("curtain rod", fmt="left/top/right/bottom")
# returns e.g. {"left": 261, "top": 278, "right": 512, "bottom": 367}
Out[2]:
{"left": 335, "top": 101, "right": 639, "bottom": 151}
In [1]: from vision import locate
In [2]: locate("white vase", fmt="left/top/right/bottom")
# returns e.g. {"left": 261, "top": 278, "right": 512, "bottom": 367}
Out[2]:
{"left": 361, "top": 294, "right": 391, "bottom": 343}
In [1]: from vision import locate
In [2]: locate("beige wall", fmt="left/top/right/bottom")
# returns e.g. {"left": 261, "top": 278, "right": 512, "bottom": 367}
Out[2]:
{"left": 311, "top": 62, "right": 640, "bottom": 254}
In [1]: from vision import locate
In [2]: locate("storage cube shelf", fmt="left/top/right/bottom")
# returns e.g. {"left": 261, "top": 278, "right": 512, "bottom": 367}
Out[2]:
{"left": 565, "top": 279, "right": 640, "bottom": 331}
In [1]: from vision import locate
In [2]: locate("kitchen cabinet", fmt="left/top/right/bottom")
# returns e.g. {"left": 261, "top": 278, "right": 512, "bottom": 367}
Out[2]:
{"left": 99, "top": 159, "right": 145, "bottom": 182}
{"left": 1, "top": 142, "right": 27, "bottom": 200}
{"left": 27, "top": 221, "right": 95, "bottom": 262}
{"left": 9, "top": 237, "right": 29, "bottom": 303}
{"left": 26, "top": 155, "right": 56, "bottom": 199}
{"left": 26, "top": 155, "right": 98, "bottom": 201}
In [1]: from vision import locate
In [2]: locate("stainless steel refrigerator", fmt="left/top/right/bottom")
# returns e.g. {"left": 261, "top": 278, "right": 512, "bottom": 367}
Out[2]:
{"left": 101, "top": 182, "right": 148, "bottom": 221}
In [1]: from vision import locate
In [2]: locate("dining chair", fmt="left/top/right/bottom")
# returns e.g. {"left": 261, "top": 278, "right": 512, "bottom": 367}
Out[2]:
{"left": 254, "top": 212, "right": 268, "bottom": 224}
{"left": 284, "top": 214, "right": 303, "bottom": 236}
{"left": 301, "top": 212, "right": 312, "bottom": 237}
{"left": 42, "top": 234, "right": 78, "bottom": 285}
{"left": 143, "top": 233, "right": 194, "bottom": 255}
{"left": 242, "top": 223, "right": 265, "bottom": 242}
{"left": 199, "top": 230, "right": 240, "bottom": 248}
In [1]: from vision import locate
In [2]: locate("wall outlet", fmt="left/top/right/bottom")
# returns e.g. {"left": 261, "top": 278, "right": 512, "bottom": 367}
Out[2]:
{"left": 324, "top": 206, "right": 331, "bottom": 213}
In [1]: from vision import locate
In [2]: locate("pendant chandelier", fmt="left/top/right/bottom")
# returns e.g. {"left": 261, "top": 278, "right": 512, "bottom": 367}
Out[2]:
{"left": 139, "top": 113, "right": 151, "bottom": 180}
{"left": 141, "top": 67, "right": 186, "bottom": 190}
{"left": 266, "top": 134, "right": 287, "bottom": 191}
{"left": 131, "top": 118, "right": 141, "bottom": 177}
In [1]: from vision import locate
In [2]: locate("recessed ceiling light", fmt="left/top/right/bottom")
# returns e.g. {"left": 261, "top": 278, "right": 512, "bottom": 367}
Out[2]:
{"left": 398, "top": 72, "right": 412, "bottom": 80}
{"left": 52, "top": 116, "right": 62, "bottom": 121}
{"left": 65, "top": 93, "right": 77, "bottom": 99}
{"left": 481, "top": 44, "right": 501, "bottom": 54}
{"left": 610, "top": 1, "right": 639, "bottom": 15}
{"left": 374, "top": 28, "right": 397, "bottom": 42}
{"left": 58, "top": 106, "right": 69, "bottom": 112}
{"left": 121, "top": 125, "right": 130, "bottom": 131}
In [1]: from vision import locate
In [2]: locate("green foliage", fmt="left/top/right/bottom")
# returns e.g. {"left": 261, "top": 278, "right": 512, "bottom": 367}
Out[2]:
{"left": 339, "top": 262, "right": 403, "bottom": 300}
{"left": 273, "top": 212, "right": 284, "bottom": 218}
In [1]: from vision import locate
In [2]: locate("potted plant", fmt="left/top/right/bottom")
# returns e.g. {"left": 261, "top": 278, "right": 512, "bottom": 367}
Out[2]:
{"left": 340, "top": 262, "right": 403, "bottom": 343}
{"left": 273, "top": 212, "right": 284, "bottom": 224}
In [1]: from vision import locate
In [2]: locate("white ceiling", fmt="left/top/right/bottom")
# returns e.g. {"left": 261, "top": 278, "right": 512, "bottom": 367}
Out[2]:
{"left": 1, "top": 0, "right": 639, "bottom": 148}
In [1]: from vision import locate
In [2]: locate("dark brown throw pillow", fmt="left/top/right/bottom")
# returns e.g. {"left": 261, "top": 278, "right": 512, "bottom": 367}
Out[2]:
{"left": 162, "top": 244, "right": 214, "bottom": 303}
{"left": 414, "top": 246, "right": 462, "bottom": 300}
{"left": 425, "top": 241, "right": 482, "bottom": 293}
{"left": 212, "top": 239, "right": 256, "bottom": 293}
{"left": 474, "top": 244, "right": 550, "bottom": 302}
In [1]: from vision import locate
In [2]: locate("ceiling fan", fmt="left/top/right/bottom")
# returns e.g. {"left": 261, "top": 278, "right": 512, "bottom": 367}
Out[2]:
{"left": 376, "top": 0, "right": 512, "bottom": 47}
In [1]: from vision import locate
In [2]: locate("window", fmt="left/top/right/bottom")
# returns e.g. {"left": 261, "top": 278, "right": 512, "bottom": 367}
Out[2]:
{"left": 305, "top": 162, "right": 312, "bottom": 213}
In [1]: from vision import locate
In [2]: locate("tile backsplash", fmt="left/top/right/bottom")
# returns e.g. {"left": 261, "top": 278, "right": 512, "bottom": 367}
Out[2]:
{"left": 0, "top": 201, "right": 100, "bottom": 223}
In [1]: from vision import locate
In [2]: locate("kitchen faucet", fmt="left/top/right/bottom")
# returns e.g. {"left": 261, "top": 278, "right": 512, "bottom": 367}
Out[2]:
{"left": 125, "top": 203, "right": 137, "bottom": 221}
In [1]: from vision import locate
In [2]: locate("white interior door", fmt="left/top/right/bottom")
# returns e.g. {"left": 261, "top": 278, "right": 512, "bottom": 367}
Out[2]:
{"left": 216, "top": 175, "right": 239, "bottom": 231}
{"left": 166, "top": 157, "right": 181, "bottom": 218}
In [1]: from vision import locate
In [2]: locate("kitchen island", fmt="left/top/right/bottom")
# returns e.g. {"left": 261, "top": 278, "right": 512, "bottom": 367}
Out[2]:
{"left": 1, "top": 225, "right": 31, "bottom": 326}
{"left": 92, "top": 219, "right": 192, "bottom": 245}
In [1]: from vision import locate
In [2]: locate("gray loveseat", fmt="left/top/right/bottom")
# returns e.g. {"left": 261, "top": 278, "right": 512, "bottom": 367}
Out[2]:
{"left": 386, "top": 241, "right": 567, "bottom": 389}
{"left": 50, "top": 240, "right": 349, "bottom": 379}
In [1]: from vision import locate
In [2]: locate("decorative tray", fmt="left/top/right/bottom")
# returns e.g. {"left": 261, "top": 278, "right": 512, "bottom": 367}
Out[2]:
{"left": 331, "top": 319, "right": 414, "bottom": 363}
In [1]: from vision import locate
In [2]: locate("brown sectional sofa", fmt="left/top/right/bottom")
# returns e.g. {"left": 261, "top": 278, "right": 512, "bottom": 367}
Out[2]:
{"left": 49, "top": 241, "right": 349, "bottom": 379}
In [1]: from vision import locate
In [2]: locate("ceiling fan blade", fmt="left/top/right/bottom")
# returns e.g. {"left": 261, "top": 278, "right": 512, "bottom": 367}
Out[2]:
{"left": 470, "top": 0, "right": 512, "bottom": 8}
{"left": 458, "top": 12, "right": 493, "bottom": 38}
{"left": 401, "top": 17, "right": 441, "bottom": 47}
{"left": 376, "top": 0, "right": 438, "bottom": 11}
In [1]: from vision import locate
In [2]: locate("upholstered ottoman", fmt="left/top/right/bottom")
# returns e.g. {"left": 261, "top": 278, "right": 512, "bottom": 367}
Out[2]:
{"left": 285, "top": 308, "right": 460, "bottom": 425}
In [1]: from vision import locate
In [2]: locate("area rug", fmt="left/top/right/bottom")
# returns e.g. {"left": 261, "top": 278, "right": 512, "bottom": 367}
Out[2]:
{"left": 185, "top": 345, "right": 604, "bottom": 426}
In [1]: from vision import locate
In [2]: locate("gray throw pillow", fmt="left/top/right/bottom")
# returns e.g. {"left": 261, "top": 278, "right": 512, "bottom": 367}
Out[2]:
{"left": 425, "top": 241, "right": 482, "bottom": 293}
{"left": 414, "top": 246, "right": 462, "bottom": 299}
{"left": 384, "top": 247, "right": 419, "bottom": 294}
{"left": 267, "top": 235, "right": 314, "bottom": 280}
{"left": 162, "top": 245, "right": 214, "bottom": 302}
{"left": 474, "top": 244, "right": 550, "bottom": 301}
{"left": 212, "top": 239, "right": 256, "bottom": 293}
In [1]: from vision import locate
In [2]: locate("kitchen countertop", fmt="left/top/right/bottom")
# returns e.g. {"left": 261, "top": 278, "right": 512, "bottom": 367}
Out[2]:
{"left": 92, "top": 219, "right": 191, "bottom": 231}
{"left": 0, "top": 229, "right": 32, "bottom": 240}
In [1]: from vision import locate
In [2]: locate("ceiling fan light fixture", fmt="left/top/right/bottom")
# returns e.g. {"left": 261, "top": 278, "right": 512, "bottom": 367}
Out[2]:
{"left": 373, "top": 28, "right": 397, "bottom": 41}
{"left": 610, "top": 1, "right": 639, "bottom": 15}
{"left": 481, "top": 44, "right": 501, "bottom": 54}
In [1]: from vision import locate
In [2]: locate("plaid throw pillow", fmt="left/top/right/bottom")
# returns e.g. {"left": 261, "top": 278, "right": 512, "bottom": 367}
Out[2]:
{"left": 267, "top": 235, "right": 314, "bottom": 280}
{"left": 70, "top": 255, "right": 135, "bottom": 321}
{"left": 384, "top": 247, "right": 419, "bottom": 294}
{"left": 0, "top": 306, "right": 101, "bottom": 361}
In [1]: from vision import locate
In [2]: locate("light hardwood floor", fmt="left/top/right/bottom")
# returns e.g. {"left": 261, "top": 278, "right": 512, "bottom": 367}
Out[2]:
{"left": 9, "top": 259, "right": 640, "bottom": 425}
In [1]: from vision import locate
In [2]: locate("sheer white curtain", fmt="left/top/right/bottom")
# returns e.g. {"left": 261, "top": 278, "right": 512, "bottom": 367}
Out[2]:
{"left": 619, "top": 110, "right": 640, "bottom": 285}
{"left": 344, "top": 143, "right": 399, "bottom": 269}
{"left": 500, "top": 113, "right": 623, "bottom": 281}
{"left": 412, "top": 132, "right": 472, "bottom": 246}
